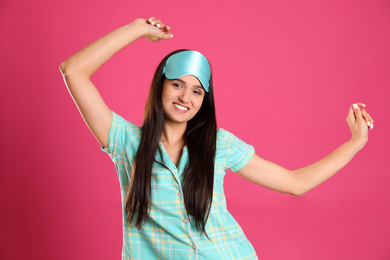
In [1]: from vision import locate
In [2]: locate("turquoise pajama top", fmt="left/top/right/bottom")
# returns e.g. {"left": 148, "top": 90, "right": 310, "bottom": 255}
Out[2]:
{"left": 102, "top": 111, "right": 258, "bottom": 260}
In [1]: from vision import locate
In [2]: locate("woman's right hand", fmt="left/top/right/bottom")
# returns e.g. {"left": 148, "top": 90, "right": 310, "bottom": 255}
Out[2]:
{"left": 60, "top": 17, "right": 173, "bottom": 148}
{"left": 140, "top": 17, "right": 173, "bottom": 42}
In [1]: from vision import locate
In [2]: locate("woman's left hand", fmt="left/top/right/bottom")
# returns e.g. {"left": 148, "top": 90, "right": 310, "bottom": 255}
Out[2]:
{"left": 235, "top": 102, "right": 374, "bottom": 196}
{"left": 346, "top": 102, "right": 374, "bottom": 149}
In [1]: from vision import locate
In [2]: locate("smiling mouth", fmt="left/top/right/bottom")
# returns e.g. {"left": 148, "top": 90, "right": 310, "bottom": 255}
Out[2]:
{"left": 173, "top": 103, "right": 189, "bottom": 111}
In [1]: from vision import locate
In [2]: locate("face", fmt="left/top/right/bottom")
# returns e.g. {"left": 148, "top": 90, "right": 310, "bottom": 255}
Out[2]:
{"left": 162, "top": 75, "right": 206, "bottom": 125}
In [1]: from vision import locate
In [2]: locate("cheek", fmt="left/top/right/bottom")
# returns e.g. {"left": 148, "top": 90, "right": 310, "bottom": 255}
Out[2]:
{"left": 162, "top": 89, "right": 175, "bottom": 106}
{"left": 196, "top": 101, "right": 204, "bottom": 109}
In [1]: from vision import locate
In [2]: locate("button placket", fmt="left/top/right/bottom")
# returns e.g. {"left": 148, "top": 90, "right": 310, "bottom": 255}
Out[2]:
{"left": 155, "top": 158, "right": 198, "bottom": 254}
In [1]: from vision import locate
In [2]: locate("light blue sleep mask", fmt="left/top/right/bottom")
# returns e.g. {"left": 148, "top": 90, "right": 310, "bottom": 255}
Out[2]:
{"left": 162, "top": 50, "right": 211, "bottom": 92}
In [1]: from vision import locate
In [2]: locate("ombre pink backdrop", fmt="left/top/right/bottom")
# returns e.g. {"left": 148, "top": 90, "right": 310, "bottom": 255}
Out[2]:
{"left": 1, "top": 0, "right": 389, "bottom": 259}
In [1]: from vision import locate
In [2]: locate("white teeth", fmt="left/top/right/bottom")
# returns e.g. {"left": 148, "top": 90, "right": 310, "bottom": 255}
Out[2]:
{"left": 174, "top": 104, "right": 189, "bottom": 111}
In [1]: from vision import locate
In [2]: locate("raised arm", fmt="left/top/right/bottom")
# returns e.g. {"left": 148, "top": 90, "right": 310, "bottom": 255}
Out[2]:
{"left": 59, "top": 17, "right": 172, "bottom": 147}
{"left": 236, "top": 103, "right": 374, "bottom": 196}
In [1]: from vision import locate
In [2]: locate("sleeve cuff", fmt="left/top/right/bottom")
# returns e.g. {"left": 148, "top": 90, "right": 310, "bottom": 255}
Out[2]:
{"left": 230, "top": 144, "right": 255, "bottom": 172}
{"left": 100, "top": 111, "right": 120, "bottom": 157}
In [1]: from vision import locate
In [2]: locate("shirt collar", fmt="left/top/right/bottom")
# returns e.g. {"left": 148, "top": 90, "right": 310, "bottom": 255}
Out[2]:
{"left": 155, "top": 141, "right": 188, "bottom": 176}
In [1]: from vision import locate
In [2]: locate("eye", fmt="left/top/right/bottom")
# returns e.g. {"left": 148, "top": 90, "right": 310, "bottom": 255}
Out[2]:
{"left": 172, "top": 83, "right": 182, "bottom": 88}
{"left": 193, "top": 89, "right": 202, "bottom": 95}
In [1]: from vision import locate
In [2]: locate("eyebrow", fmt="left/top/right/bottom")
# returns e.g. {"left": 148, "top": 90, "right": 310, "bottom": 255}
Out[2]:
{"left": 173, "top": 78, "right": 203, "bottom": 90}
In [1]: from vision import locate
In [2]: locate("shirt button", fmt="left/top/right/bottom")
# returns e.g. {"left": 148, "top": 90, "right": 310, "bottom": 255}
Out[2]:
{"left": 183, "top": 218, "right": 188, "bottom": 223}
{"left": 177, "top": 193, "right": 182, "bottom": 197}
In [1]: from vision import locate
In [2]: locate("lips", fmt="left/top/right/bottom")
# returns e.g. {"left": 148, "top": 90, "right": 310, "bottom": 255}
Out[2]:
{"left": 173, "top": 102, "right": 189, "bottom": 112}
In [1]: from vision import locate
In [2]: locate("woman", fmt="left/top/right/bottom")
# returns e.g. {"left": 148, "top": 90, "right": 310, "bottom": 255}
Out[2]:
{"left": 60, "top": 17, "right": 374, "bottom": 259}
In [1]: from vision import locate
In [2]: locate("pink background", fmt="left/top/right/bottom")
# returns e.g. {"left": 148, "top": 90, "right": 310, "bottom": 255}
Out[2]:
{"left": 1, "top": 0, "right": 389, "bottom": 259}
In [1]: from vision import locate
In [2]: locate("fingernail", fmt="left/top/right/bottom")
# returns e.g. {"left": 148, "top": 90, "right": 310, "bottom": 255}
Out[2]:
{"left": 371, "top": 124, "right": 374, "bottom": 130}
{"left": 148, "top": 18, "right": 152, "bottom": 22}
{"left": 156, "top": 24, "right": 161, "bottom": 28}
{"left": 167, "top": 26, "right": 170, "bottom": 30}
{"left": 170, "top": 34, "right": 173, "bottom": 38}
{"left": 367, "top": 121, "right": 371, "bottom": 127}
{"left": 353, "top": 104, "right": 358, "bottom": 109}
{"left": 151, "top": 21, "right": 155, "bottom": 25}
{"left": 362, "top": 103, "right": 366, "bottom": 106}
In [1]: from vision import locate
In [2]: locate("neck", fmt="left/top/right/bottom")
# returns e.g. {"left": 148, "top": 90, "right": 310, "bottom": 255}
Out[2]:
{"left": 161, "top": 121, "right": 187, "bottom": 146}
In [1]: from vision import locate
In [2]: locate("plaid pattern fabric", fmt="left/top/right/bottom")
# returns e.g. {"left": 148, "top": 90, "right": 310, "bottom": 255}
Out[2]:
{"left": 102, "top": 111, "right": 258, "bottom": 260}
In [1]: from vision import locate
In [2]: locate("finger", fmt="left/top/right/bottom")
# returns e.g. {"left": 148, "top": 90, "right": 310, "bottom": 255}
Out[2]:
{"left": 148, "top": 18, "right": 160, "bottom": 26}
{"left": 155, "top": 22, "right": 168, "bottom": 33}
{"left": 355, "top": 102, "right": 367, "bottom": 108}
{"left": 157, "top": 23, "right": 172, "bottom": 38}
{"left": 147, "top": 17, "right": 156, "bottom": 25}
{"left": 352, "top": 103, "right": 364, "bottom": 122}
{"left": 164, "top": 25, "right": 171, "bottom": 33}
{"left": 367, "top": 113, "right": 374, "bottom": 125}
{"left": 153, "top": 19, "right": 162, "bottom": 28}
{"left": 366, "top": 112, "right": 374, "bottom": 130}
{"left": 163, "top": 25, "right": 173, "bottom": 38}
{"left": 361, "top": 109, "right": 372, "bottom": 129}
{"left": 346, "top": 104, "right": 356, "bottom": 123}
{"left": 156, "top": 23, "right": 164, "bottom": 29}
{"left": 161, "top": 31, "right": 173, "bottom": 40}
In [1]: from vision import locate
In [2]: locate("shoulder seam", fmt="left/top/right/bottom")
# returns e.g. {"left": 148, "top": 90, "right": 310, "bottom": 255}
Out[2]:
{"left": 220, "top": 128, "right": 232, "bottom": 168}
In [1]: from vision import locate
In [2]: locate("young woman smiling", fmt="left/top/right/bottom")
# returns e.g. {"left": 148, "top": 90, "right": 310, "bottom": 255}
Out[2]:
{"left": 60, "top": 17, "right": 374, "bottom": 259}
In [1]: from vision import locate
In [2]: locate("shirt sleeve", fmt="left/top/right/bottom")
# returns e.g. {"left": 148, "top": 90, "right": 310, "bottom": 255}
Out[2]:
{"left": 100, "top": 111, "right": 140, "bottom": 159}
{"left": 219, "top": 128, "right": 255, "bottom": 172}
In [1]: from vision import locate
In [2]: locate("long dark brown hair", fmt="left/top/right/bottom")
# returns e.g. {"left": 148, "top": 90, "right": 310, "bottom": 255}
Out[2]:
{"left": 125, "top": 50, "right": 217, "bottom": 237}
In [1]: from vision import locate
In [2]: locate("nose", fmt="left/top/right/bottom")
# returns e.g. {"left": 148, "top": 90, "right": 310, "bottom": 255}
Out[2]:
{"left": 178, "top": 89, "right": 190, "bottom": 103}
